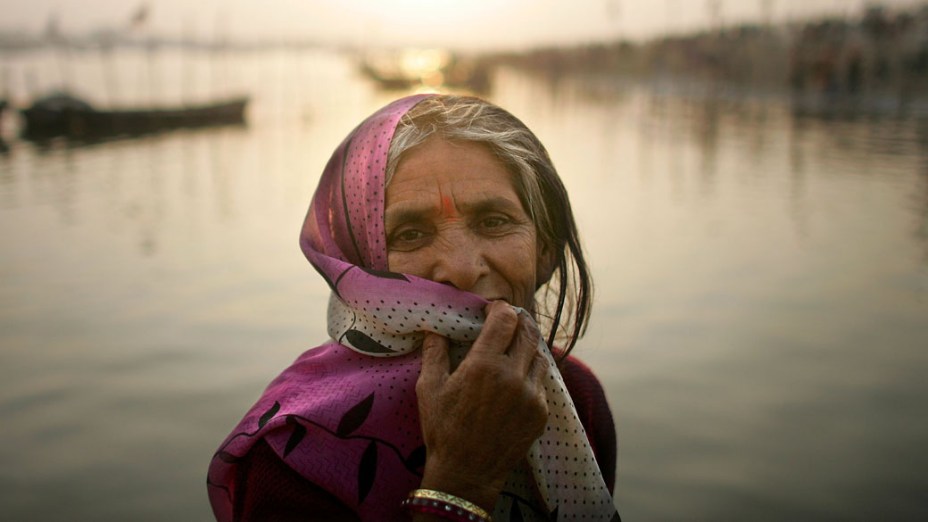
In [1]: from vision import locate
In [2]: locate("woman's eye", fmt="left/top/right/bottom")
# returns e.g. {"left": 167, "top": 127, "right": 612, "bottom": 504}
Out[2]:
{"left": 396, "top": 229, "right": 424, "bottom": 241}
{"left": 479, "top": 216, "right": 511, "bottom": 231}
{"left": 478, "top": 216, "right": 512, "bottom": 234}
{"left": 388, "top": 228, "right": 428, "bottom": 249}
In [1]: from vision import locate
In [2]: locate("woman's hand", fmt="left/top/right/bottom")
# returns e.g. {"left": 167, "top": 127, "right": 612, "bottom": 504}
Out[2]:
{"left": 415, "top": 300, "right": 550, "bottom": 512}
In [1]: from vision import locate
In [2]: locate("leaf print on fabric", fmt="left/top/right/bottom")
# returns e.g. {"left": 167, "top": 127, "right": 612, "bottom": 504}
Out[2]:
{"left": 344, "top": 329, "right": 395, "bottom": 354}
{"left": 337, "top": 392, "right": 375, "bottom": 437}
{"left": 358, "top": 267, "right": 410, "bottom": 282}
{"left": 284, "top": 416, "right": 307, "bottom": 458}
{"left": 358, "top": 440, "right": 378, "bottom": 504}
{"left": 258, "top": 401, "right": 280, "bottom": 429}
{"left": 216, "top": 451, "right": 242, "bottom": 464}
{"left": 405, "top": 444, "right": 426, "bottom": 472}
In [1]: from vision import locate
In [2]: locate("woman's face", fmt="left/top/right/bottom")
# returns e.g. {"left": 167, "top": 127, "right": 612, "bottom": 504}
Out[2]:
{"left": 385, "top": 137, "right": 543, "bottom": 310}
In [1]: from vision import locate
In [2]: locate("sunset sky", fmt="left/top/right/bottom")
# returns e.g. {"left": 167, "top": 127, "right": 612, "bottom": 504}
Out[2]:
{"left": 1, "top": 0, "right": 925, "bottom": 49}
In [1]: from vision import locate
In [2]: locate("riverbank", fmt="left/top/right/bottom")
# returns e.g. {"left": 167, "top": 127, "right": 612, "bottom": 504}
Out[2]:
{"left": 487, "top": 4, "right": 928, "bottom": 107}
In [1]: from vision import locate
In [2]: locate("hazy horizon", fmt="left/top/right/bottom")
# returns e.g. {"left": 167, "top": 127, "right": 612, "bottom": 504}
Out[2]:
{"left": 1, "top": 0, "right": 926, "bottom": 51}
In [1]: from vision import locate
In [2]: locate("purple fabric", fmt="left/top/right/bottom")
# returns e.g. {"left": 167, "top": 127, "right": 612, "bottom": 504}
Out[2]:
{"left": 300, "top": 95, "right": 425, "bottom": 271}
{"left": 209, "top": 342, "right": 426, "bottom": 521}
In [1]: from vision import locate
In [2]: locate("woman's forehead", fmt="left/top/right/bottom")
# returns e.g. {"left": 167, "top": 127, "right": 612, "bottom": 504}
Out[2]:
{"left": 385, "top": 138, "right": 522, "bottom": 212}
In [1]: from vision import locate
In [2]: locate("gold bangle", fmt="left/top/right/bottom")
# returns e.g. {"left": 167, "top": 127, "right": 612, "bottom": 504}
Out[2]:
{"left": 404, "top": 488, "right": 492, "bottom": 522}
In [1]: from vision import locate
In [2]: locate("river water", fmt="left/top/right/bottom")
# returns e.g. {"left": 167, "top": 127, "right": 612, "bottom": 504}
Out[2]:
{"left": 1, "top": 47, "right": 926, "bottom": 521}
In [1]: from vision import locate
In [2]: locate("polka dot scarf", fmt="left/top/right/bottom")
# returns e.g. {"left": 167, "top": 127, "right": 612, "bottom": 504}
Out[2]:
{"left": 207, "top": 95, "right": 618, "bottom": 521}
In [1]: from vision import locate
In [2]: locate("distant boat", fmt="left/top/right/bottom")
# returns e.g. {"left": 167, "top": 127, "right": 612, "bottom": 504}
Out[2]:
{"left": 0, "top": 99, "right": 9, "bottom": 152}
{"left": 357, "top": 50, "right": 491, "bottom": 94}
{"left": 358, "top": 61, "right": 418, "bottom": 91}
{"left": 20, "top": 92, "right": 248, "bottom": 140}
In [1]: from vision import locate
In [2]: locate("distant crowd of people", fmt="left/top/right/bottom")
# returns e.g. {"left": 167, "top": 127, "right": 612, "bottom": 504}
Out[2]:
{"left": 789, "top": 6, "right": 928, "bottom": 98}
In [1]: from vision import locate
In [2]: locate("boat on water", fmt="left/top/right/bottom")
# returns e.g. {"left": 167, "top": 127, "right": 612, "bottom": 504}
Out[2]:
{"left": 357, "top": 49, "right": 491, "bottom": 94}
{"left": 0, "top": 99, "right": 10, "bottom": 152}
{"left": 20, "top": 92, "right": 248, "bottom": 140}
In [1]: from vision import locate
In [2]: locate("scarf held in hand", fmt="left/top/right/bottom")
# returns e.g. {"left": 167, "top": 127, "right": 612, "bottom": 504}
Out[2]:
{"left": 207, "top": 95, "right": 618, "bottom": 521}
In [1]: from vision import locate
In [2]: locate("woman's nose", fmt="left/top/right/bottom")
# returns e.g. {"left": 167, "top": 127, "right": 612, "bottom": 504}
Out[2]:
{"left": 430, "top": 232, "right": 488, "bottom": 291}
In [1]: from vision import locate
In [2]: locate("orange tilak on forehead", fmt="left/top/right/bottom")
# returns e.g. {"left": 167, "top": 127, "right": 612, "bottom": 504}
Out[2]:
{"left": 440, "top": 194, "right": 459, "bottom": 219}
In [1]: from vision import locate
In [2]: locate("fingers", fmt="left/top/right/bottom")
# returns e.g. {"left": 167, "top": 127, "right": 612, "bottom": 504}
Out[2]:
{"left": 417, "top": 333, "right": 450, "bottom": 393}
{"left": 468, "top": 301, "right": 544, "bottom": 377}
{"left": 469, "top": 300, "right": 519, "bottom": 355}
{"left": 527, "top": 350, "right": 549, "bottom": 389}
{"left": 510, "top": 313, "right": 542, "bottom": 375}
{"left": 527, "top": 351, "right": 551, "bottom": 436}
{"left": 471, "top": 301, "right": 541, "bottom": 368}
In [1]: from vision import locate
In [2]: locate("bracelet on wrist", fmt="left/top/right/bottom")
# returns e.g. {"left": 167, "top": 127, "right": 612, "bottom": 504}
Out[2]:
{"left": 402, "top": 488, "right": 492, "bottom": 522}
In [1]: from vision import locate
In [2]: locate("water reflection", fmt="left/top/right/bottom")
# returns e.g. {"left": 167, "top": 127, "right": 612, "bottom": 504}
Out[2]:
{"left": 1, "top": 48, "right": 927, "bottom": 520}
{"left": 491, "top": 69, "right": 928, "bottom": 520}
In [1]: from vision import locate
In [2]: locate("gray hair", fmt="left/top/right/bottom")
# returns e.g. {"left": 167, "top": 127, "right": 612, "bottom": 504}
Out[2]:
{"left": 385, "top": 95, "right": 592, "bottom": 355}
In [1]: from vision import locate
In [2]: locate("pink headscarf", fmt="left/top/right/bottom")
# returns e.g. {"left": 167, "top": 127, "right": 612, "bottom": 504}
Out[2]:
{"left": 208, "top": 95, "right": 617, "bottom": 521}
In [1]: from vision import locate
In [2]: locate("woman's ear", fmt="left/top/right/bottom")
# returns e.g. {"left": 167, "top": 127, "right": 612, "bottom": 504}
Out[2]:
{"left": 535, "top": 242, "right": 558, "bottom": 289}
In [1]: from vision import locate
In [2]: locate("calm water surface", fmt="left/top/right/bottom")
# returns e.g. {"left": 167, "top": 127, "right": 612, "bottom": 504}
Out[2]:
{"left": 1, "top": 48, "right": 926, "bottom": 521}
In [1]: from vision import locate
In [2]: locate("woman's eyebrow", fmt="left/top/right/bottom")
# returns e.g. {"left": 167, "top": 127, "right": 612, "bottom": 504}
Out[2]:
{"left": 384, "top": 204, "right": 435, "bottom": 228}
{"left": 385, "top": 196, "right": 523, "bottom": 227}
{"left": 458, "top": 196, "right": 524, "bottom": 215}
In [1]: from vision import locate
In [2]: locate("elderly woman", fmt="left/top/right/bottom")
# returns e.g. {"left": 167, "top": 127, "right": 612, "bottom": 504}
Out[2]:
{"left": 207, "top": 95, "right": 619, "bottom": 521}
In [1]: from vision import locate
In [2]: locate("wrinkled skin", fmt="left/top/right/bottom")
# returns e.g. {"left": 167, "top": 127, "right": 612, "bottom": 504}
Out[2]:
{"left": 385, "top": 137, "right": 552, "bottom": 513}
{"left": 416, "top": 303, "right": 549, "bottom": 512}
